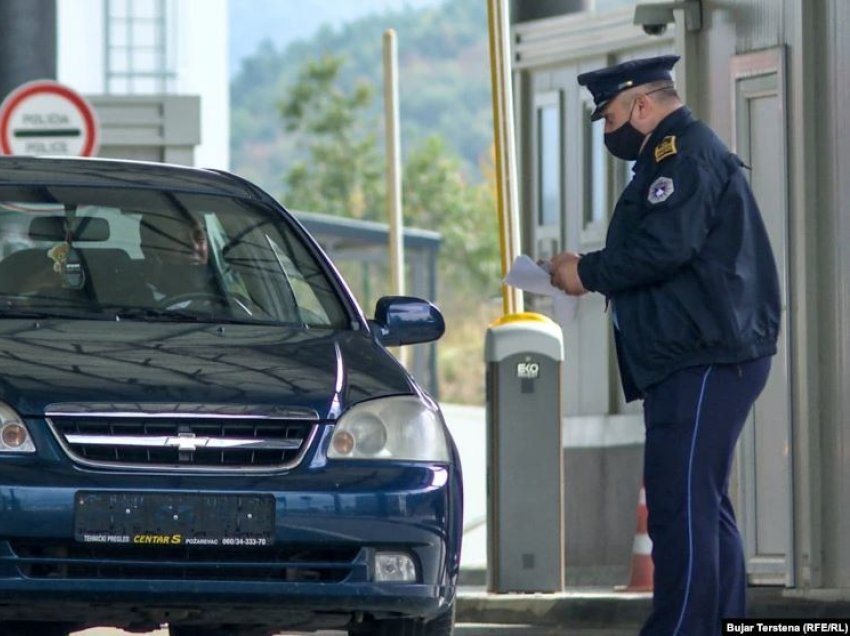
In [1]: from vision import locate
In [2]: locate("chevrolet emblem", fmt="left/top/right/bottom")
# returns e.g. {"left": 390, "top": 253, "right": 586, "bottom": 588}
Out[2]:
{"left": 166, "top": 432, "right": 207, "bottom": 452}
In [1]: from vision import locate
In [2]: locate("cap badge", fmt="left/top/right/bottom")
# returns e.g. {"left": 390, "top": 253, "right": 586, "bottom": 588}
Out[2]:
{"left": 648, "top": 177, "right": 675, "bottom": 204}
{"left": 654, "top": 135, "right": 678, "bottom": 162}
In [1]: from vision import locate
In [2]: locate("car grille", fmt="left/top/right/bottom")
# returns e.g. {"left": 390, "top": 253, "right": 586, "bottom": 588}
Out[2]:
{"left": 9, "top": 540, "right": 362, "bottom": 583}
{"left": 47, "top": 414, "right": 319, "bottom": 471}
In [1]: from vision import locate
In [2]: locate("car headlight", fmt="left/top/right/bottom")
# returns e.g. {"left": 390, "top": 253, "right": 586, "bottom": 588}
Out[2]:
{"left": 0, "top": 402, "right": 36, "bottom": 453}
{"left": 328, "top": 396, "right": 449, "bottom": 462}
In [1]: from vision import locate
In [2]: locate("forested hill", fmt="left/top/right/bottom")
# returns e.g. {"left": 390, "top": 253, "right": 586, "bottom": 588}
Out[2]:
{"left": 229, "top": 0, "right": 492, "bottom": 197}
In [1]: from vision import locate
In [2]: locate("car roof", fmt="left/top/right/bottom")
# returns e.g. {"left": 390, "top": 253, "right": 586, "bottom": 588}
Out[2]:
{"left": 0, "top": 155, "right": 260, "bottom": 200}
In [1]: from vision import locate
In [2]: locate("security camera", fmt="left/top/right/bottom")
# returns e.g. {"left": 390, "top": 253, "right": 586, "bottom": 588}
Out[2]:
{"left": 643, "top": 22, "right": 669, "bottom": 36}
{"left": 634, "top": 5, "right": 674, "bottom": 36}
{"left": 633, "top": 1, "right": 702, "bottom": 35}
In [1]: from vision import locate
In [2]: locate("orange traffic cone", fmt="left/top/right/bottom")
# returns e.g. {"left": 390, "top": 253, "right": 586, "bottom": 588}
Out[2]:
{"left": 618, "top": 483, "right": 654, "bottom": 591}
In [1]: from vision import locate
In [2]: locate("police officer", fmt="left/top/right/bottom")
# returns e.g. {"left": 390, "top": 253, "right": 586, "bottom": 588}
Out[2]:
{"left": 549, "top": 55, "right": 781, "bottom": 635}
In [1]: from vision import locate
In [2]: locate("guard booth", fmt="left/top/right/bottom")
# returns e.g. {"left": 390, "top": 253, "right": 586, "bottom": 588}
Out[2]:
{"left": 507, "top": 0, "right": 850, "bottom": 595}
{"left": 509, "top": 3, "right": 670, "bottom": 586}
{"left": 486, "top": 313, "right": 564, "bottom": 593}
{"left": 89, "top": 95, "right": 201, "bottom": 165}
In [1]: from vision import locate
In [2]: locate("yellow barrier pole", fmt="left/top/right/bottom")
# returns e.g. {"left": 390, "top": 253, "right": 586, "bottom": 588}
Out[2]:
{"left": 486, "top": 0, "right": 523, "bottom": 317}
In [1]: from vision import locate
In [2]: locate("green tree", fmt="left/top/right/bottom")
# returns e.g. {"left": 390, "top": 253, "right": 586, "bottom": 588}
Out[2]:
{"left": 278, "top": 52, "right": 502, "bottom": 405}
{"left": 278, "top": 53, "right": 384, "bottom": 219}
{"left": 230, "top": 0, "right": 492, "bottom": 196}
{"left": 403, "top": 135, "right": 500, "bottom": 294}
{"left": 280, "top": 52, "right": 500, "bottom": 296}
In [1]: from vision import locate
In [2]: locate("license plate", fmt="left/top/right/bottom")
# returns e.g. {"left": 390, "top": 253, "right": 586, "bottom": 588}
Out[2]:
{"left": 74, "top": 492, "right": 275, "bottom": 548}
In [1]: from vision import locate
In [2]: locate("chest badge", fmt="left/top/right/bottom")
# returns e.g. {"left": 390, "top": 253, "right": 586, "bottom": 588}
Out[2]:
{"left": 654, "top": 135, "right": 677, "bottom": 162}
{"left": 647, "top": 176, "right": 675, "bottom": 204}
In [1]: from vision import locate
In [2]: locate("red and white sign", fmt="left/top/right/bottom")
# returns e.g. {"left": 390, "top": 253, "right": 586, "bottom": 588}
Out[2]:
{"left": 0, "top": 80, "right": 100, "bottom": 157}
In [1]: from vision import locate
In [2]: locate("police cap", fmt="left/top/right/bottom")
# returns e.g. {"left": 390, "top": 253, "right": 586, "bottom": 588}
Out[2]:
{"left": 577, "top": 55, "right": 680, "bottom": 121}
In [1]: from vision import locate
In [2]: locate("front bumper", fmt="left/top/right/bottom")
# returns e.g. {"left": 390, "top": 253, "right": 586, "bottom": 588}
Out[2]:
{"left": 0, "top": 457, "right": 461, "bottom": 628}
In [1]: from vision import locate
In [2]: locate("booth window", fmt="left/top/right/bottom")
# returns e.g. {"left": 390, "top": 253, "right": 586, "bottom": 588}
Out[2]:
{"left": 582, "top": 102, "right": 608, "bottom": 239}
{"left": 105, "top": 0, "right": 177, "bottom": 94}
{"left": 534, "top": 92, "right": 563, "bottom": 259}
{"left": 538, "top": 104, "right": 561, "bottom": 226}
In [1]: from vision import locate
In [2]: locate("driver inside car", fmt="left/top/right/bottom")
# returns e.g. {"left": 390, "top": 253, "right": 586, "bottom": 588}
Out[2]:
{"left": 138, "top": 212, "right": 219, "bottom": 306}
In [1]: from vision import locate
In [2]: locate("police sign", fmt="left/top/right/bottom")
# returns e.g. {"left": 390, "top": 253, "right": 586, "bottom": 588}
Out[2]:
{"left": 0, "top": 80, "right": 99, "bottom": 157}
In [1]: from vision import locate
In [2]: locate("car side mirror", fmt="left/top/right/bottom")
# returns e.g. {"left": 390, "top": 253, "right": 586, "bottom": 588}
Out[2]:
{"left": 371, "top": 296, "right": 445, "bottom": 346}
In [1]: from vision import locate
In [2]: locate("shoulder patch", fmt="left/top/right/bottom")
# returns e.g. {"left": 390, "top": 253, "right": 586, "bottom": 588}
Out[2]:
{"left": 647, "top": 176, "right": 675, "bottom": 204}
{"left": 654, "top": 135, "right": 677, "bottom": 162}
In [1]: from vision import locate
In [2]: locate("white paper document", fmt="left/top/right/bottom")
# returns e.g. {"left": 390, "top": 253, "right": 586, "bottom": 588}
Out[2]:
{"left": 504, "top": 254, "right": 578, "bottom": 325}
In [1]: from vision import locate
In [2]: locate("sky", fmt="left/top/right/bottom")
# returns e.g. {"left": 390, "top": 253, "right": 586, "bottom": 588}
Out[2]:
{"left": 228, "top": 0, "right": 445, "bottom": 76}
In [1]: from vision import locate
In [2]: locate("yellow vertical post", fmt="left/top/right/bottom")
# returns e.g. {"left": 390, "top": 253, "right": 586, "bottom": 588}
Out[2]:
{"left": 487, "top": 0, "right": 523, "bottom": 317}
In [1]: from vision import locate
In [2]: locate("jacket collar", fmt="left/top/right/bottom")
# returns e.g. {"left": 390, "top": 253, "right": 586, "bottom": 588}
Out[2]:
{"left": 633, "top": 105, "right": 695, "bottom": 173}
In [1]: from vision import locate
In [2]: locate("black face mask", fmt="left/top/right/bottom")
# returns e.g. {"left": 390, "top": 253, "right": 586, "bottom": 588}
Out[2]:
{"left": 603, "top": 96, "right": 648, "bottom": 161}
{"left": 604, "top": 120, "right": 645, "bottom": 161}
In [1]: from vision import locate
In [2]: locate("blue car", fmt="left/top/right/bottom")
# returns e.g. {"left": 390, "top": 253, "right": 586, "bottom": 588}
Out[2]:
{"left": 0, "top": 156, "right": 462, "bottom": 636}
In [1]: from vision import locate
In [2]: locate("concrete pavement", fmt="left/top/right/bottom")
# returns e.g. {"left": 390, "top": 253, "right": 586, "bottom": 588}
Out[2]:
{"left": 456, "top": 585, "right": 850, "bottom": 629}
{"left": 74, "top": 625, "right": 633, "bottom": 635}
{"left": 457, "top": 586, "right": 651, "bottom": 631}
{"left": 64, "top": 585, "right": 850, "bottom": 635}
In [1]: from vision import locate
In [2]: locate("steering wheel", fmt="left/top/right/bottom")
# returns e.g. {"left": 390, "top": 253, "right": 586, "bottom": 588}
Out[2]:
{"left": 159, "top": 291, "right": 223, "bottom": 311}
{"left": 159, "top": 291, "right": 271, "bottom": 320}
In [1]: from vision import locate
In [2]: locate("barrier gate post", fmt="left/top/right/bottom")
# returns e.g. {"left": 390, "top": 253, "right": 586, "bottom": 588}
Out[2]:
{"left": 485, "top": 312, "right": 564, "bottom": 593}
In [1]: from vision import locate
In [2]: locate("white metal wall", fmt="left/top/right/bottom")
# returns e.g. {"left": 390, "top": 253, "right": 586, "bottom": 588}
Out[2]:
{"left": 819, "top": 0, "right": 850, "bottom": 590}
{"left": 702, "top": 0, "right": 850, "bottom": 592}
{"left": 730, "top": 49, "right": 793, "bottom": 585}
{"left": 55, "top": 0, "right": 229, "bottom": 169}
{"left": 511, "top": 0, "right": 850, "bottom": 592}
{"left": 511, "top": 8, "right": 674, "bottom": 584}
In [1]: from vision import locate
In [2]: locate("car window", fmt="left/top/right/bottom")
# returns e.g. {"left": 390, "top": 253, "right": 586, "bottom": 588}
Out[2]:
{"left": 266, "top": 234, "right": 335, "bottom": 325}
{"left": 0, "top": 187, "right": 351, "bottom": 328}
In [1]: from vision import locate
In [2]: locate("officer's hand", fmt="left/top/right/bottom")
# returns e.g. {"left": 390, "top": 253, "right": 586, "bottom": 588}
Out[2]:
{"left": 550, "top": 252, "right": 587, "bottom": 296}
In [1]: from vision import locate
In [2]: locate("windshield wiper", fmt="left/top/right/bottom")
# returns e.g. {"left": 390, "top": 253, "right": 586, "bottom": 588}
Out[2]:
{"left": 0, "top": 301, "right": 111, "bottom": 321}
{"left": 106, "top": 307, "right": 205, "bottom": 322}
{"left": 105, "top": 306, "right": 271, "bottom": 325}
{"left": 0, "top": 309, "right": 106, "bottom": 320}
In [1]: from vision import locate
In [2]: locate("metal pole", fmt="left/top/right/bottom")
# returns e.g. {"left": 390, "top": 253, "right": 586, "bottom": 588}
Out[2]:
{"left": 383, "top": 29, "right": 404, "bottom": 299}
{"left": 0, "top": 0, "right": 57, "bottom": 100}
{"left": 487, "top": 0, "right": 523, "bottom": 316}
{"left": 383, "top": 29, "right": 409, "bottom": 366}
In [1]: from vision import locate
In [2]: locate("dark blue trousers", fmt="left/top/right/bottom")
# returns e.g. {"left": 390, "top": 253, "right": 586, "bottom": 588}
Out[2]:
{"left": 639, "top": 357, "right": 771, "bottom": 636}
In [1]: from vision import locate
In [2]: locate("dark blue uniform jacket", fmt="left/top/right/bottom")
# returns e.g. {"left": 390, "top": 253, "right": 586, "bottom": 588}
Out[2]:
{"left": 577, "top": 107, "right": 781, "bottom": 401}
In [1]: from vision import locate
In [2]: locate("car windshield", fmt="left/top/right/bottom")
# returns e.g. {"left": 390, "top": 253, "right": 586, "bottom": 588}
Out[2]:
{"left": 0, "top": 185, "right": 351, "bottom": 327}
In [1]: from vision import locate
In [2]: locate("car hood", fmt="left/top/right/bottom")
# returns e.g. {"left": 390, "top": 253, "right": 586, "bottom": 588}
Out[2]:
{"left": 0, "top": 319, "right": 414, "bottom": 418}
